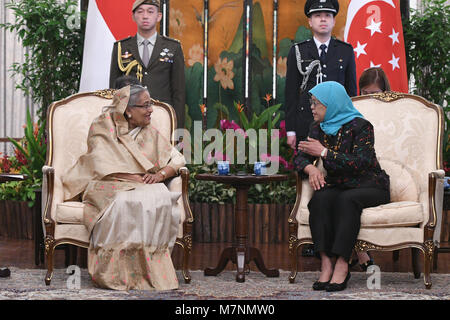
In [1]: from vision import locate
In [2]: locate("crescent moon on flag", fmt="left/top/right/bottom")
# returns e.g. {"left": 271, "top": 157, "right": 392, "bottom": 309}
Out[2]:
{"left": 344, "top": 0, "right": 395, "bottom": 41}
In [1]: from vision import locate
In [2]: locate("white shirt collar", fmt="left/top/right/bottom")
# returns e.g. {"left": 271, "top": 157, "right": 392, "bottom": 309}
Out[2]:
{"left": 313, "top": 36, "right": 331, "bottom": 52}
{"left": 137, "top": 32, "right": 157, "bottom": 46}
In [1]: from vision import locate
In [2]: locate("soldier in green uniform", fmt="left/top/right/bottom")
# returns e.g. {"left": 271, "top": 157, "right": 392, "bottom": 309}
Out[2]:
{"left": 109, "top": 0, "right": 186, "bottom": 129}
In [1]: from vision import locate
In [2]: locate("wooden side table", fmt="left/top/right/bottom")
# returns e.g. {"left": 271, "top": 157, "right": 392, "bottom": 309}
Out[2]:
{"left": 195, "top": 173, "right": 288, "bottom": 282}
{"left": 0, "top": 173, "right": 28, "bottom": 183}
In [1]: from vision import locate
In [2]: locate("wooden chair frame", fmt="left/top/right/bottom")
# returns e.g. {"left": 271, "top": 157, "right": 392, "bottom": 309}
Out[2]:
{"left": 287, "top": 92, "right": 445, "bottom": 289}
{"left": 42, "top": 89, "right": 193, "bottom": 285}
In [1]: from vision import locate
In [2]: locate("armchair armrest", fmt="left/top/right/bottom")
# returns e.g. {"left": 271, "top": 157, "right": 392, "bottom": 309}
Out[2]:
{"left": 42, "top": 166, "right": 56, "bottom": 237}
{"left": 288, "top": 171, "right": 302, "bottom": 226}
{"left": 431, "top": 170, "right": 445, "bottom": 179}
{"left": 289, "top": 159, "right": 327, "bottom": 225}
{"left": 179, "top": 167, "right": 193, "bottom": 224}
{"left": 428, "top": 170, "right": 445, "bottom": 245}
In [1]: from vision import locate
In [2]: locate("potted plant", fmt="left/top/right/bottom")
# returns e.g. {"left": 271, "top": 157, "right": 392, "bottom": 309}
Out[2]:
{"left": 0, "top": 0, "right": 86, "bottom": 122}
{"left": 0, "top": 110, "right": 44, "bottom": 239}
{"left": 186, "top": 98, "right": 296, "bottom": 243}
{"left": 0, "top": 0, "right": 85, "bottom": 239}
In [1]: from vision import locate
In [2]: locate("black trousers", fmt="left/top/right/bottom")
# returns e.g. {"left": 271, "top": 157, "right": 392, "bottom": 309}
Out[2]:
{"left": 308, "top": 186, "right": 390, "bottom": 261}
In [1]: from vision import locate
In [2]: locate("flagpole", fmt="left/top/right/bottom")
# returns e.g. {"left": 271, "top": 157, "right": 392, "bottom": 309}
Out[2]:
{"left": 243, "top": 0, "right": 252, "bottom": 116}
{"left": 203, "top": 0, "right": 209, "bottom": 131}
{"left": 160, "top": 0, "right": 169, "bottom": 37}
{"left": 272, "top": 0, "right": 278, "bottom": 101}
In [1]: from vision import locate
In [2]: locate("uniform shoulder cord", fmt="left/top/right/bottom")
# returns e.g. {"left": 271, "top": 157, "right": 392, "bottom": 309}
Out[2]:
{"left": 117, "top": 41, "right": 143, "bottom": 82}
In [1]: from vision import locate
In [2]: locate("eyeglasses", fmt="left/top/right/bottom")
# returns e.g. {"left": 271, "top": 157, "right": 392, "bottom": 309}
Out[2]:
{"left": 131, "top": 103, "right": 152, "bottom": 109}
{"left": 309, "top": 98, "right": 320, "bottom": 107}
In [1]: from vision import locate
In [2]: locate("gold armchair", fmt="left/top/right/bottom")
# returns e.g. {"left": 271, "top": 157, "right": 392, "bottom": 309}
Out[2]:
{"left": 288, "top": 92, "right": 445, "bottom": 289}
{"left": 42, "top": 90, "right": 193, "bottom": 285}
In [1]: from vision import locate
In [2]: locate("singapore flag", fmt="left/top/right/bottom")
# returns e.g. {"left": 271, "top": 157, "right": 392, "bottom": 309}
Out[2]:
{"left": 79, "top": 0, "right": 137, "bottom": 92}
{"left": 344, "top": 0, "right": 408, "bottom": 93}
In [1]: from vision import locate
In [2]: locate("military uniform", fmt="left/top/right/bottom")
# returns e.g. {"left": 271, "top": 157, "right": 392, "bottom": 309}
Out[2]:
{"left": 285, "top": 37, "right": 357, "bottom": 141}
{"left": 109, "top": 34, "right": 186, "bottom": 129}
{"left": 284, "top": 0, "right": 356, "bottom": 142}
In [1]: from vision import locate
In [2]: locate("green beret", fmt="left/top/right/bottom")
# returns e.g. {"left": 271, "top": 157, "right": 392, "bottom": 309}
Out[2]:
{"left": 132, "top": 0, "right": 160, "bottom": 12}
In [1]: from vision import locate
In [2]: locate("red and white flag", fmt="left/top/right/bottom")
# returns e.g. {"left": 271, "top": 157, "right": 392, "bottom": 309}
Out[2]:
{"left": 79, "top": 0, "right": 136, "bottom": 92}
{"left": 344, "top": 0, "right": 408, "bottom": 93}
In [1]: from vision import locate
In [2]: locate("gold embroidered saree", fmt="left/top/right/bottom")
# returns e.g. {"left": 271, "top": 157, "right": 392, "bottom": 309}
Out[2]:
{"left": 62, "top": 86, "right": 185, "bottom": 290}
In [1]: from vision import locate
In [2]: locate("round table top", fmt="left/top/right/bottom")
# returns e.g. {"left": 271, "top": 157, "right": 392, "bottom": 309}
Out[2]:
{"left": 0, "top": 173, "right": 27, "bottom": 183}
{"left": 195, "top": 173, "right": 289, "bottom": 185}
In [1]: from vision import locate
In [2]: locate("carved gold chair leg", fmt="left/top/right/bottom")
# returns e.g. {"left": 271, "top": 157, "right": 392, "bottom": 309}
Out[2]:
{"left": 175, "top": 236, "right": 192, "bottom": 284}
{"left": 182, "top": 234, "right": 192, "bottom": 284}
{"left": 423, "top": 242, "right": 434, "bottom": 290}
{"left": 44, "top": 236, "right": 55, "bottom": 286}
{"left": 288, "top": 238, "right": 300, "bottom": 283}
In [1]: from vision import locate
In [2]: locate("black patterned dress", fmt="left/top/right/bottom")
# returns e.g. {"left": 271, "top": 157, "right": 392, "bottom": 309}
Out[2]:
{"left": 293, "top": 117, "right": 390, "bottom": 260}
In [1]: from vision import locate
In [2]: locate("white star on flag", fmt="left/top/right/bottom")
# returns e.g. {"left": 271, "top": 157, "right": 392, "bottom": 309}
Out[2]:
{"left": 389, "top": 28, "right": 400, "bottom": 45}
{"left": 388, "top": 53, "right": 400, "bottom": 70}
{"left": 366, "top": 19, "right": 382, "bottom": 37}
{"left": 354, "top": 41, "right": 367, "bottom": 58}
{"left": 370, "top": 61, "right": 381, "bottom": 68}
{"left": 344, "top": 0, "right": 408, "bottom": 92}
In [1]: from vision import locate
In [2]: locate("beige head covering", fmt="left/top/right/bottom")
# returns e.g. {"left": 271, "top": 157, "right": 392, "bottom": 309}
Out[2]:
{"left": 132, "top": 0, "right": 160, "bottom": 12}
{"left": 105, "top": 85, "right": 134, "bottom": 136}
{"left": 109, "top": 85, "right": 130, "bottom": 114}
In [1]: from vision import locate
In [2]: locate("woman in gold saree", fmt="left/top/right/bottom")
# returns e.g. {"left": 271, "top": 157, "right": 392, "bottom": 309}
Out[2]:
{"left": 62, "top": 85, "right": 185, "bottom": 291}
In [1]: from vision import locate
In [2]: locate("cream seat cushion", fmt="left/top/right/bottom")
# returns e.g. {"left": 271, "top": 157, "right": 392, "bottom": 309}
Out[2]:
{"left": 56, "top": 201, "right": 84, "bottom": 224}
{"left": 298, "top": 158, "right": 423, "bottom": 228}
{"left": 360, "top": 201, "right": 423, "bottom": 228}
{"left": 55, "top": 176, "right": 186, "bottom": 238}
{"left": 298, "top": 201, "right": 423, "bottom": 227}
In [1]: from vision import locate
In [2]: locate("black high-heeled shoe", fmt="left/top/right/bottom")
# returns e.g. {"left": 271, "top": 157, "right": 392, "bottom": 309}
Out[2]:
{"left": 325, "top": 272, "right": 351, "bottom": 292}
{"left": 312, "top": 279, "right": 330, "bottom": 291}
{"left": 0, "top": 268, "right": 11, "bottom": 278}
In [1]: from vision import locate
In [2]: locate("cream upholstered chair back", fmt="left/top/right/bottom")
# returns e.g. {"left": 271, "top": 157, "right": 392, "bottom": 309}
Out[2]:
{"left": 352, "top": 93, "right": 444, "bottom": 227}
{"left": 43, "top": 90, "right": 193, "bottom": 286}
{"left": 288, "top": 92, "right": 445, "bottom": 289}
{"left": 47, "top": 94, "right": 106, "bottom": 221}
{"left": 353, "top": 95, "right": 441, "bottom": 187}
{"left": 46, "top": 91, "right": 178, "bottom": 223}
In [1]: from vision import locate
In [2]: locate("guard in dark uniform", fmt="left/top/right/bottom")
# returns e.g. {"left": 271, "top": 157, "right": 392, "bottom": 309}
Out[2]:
{"left": 285, "top": 0, "right": 356, "bottom": 257}
{"left": 109, "top": 0, "right": 186, "bottom": 129}
{"left": 285, "top": 0, "right": 356, "bottom": 146}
